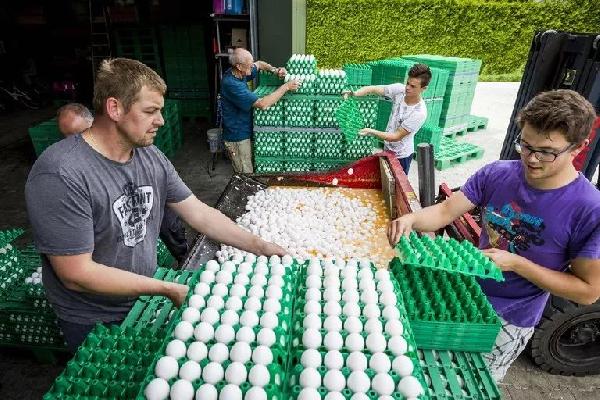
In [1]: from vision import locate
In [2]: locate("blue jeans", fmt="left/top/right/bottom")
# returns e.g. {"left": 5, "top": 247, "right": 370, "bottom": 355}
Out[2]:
{"left": 398, "top": 154, "right": 413, "bottom": 175}
{"left": 58, "top": 319, "right": 122, "bottom": 353}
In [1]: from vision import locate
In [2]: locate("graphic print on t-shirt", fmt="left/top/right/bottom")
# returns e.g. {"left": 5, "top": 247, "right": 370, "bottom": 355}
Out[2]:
{"left": 112, "top": 182, "right": 154, "bottom": 247}
{"left": 483, "top": 201, "right": 545, "bottom": 254}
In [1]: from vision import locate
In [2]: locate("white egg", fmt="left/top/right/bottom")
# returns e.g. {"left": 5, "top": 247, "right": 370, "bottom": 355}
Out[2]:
{"left": 222, "top": 260, "right": 237, "bottom": 271}
{"left": 301, "top": 349, "right": 322, "bottom": 368}
{"left": 306, "top": 275, "right": 322, "bottom": 289}
{"left": 186, "top": 341, "right": 208, "bottom": 362}
{"left": 248, "top": 285, "right": 265, "bottom": 299}
{"left": 170, "top": 379, "right": 194, "bottom": 400}
{"left": 382, "top": 305, "right": 400, "bottom": 320}
{"left": 364, "top": 318, "right": 383, "bottom": 334}
{"left": 392, "top": 355, "right": 414, "bottom": 376}
{"left": 298, "top": 387, "right": 321, "bottom": 400}
{"left": 377, "top": 280, "right": 394, "bottom": 293}
{"left": 220, "top": 309, "right": 240, "bottom": 326}
{"left": 304, "top": 300, "right": 321, "bottom": 315}
{"left": 325, "top": 392, "right": 345, "bottom": 400}
{"left": 230, "top": 341, "right": 252, "bottom": 363}
{"left": 252, "top": 345, "right": 274, "bottom": 365}
{"left": 174, "top": 321, "right": 194, "bottom": 341}
{"left": 302, "top": 328, "right": 322, "bottom": 349}
{"left": 240, "top": 310, "right": 259, "bottom": 327}
{"left": 194, "top": 282, "right": 210, "bottom": 297}
{"left": 251, "top": 274, "right": 267, "bottom": 286}
{"left": 257, "top": 255, "right": 268, "bottom": 264}
{"left": 397, "top": 376, "right": 423, "bottom": 398}
{"left": 269, "top": 255, "right": 281, "bottom": 265}
{"left": 324, "top": 369, "right": 345, "bottom": 391}
{"left": 346, "top": 351, "right": 367, "bottom": 371}
{"left": 380, "top": 292, "right": 397, "bottom": 306}
{"left": 263, "top": 298, "right": 282, "bottom": 314}
{"left": 244, "top": 386, "right": 267, "bottom": 400}
{"left": 345, "top": 333, "right": 364, "bottom": 352}
{"left": 341, "top": 278, "right": 357, "bottom": 291}
{"left": 208, "top": 342, "right": 229, "bottom": 363}
{"left": 207, "top": 296, "right": 225, "bottom": 311}
{"left": 369, "top": 352, "right": 391, "bottom": 373}
{"left": 324, "top": 350, "right": 344, "bottom": 370}
{"left": 179, "top": 360, "right": 202, "bottom": 382}
{"left": 281, "top": 254, "right": 293, "bottom": 266}
{"left": 342, "top": 290, "right": 359, "bottom": 303}
{"left": 268, "top": 275, "right": 284, "bottom": 287}
{"left": 194, "top": 322, "right": 214, "bottom": 342}
{"left": 260, "top": 312, "right": 278, "bottom": 329}
{"left": 375, "top": 268, "right": 390, "bottom": 280}
{"left": 360, "top": 291, "right": 378, "bottom": 304}
{"left": 212, "top": 283, "right": 229, "bottom": 297}
{"left": 307, "top": 263, "right": 322, "bottom": 277}
{"left": 200, "top": 271, "right": 215, "bottom": 284}
{"left": 385, "top": 319, "right": 404, "bottom": 336}
{"left": 342, "top": 302, "right": 360, "bottom": 317}
{"left": 188, "top": 294, "right": 205, "bottom": 309}
{"left": 299, "top": 367, "right": 321, "bottom": 388}
{"left": 388, "top": 336, "right": 408, "bottom": 356}
{"left": 266, "top": 285, "right": 283, "bottom": 300}
{"left": 166, "top": 339, "right": 187, "bottom": 359}
{"left": 200, "top": 307, "right": 220, "bottom": 325}
{"left": 219, "top": 384, "right": 242, "bottom": 400}
{"left": 324, "top": 315, "right": 343, "bottom": 332}
{"left": 323, "top": 289, "right": 341, "bottom": 302}
{"left": 256, "top": 264, "right": 270, "bottom": 275}
{"left": 205, "top": 259, "right": 219, "bottom": 271}
{"left": 144, "top": 377, "right": 169, "bottom": 400}
{"left": 371, "top": 373, "right": 395, "bottom": 396}
{"left": 257, "top": 328, "right": 276, "bottom": 347}
{"left": 362, "top": 303, "right": 381, "bottom": 319}
{"left": 366, "top": 333, "right": 387, "bottom": 353}
{"left": 343, "top": 316, "right": 363, "bottom": 333}
{"left": 238, "top": 262, "right": 253, "bottom": 274}
{"left": 347, "top": 370, "right": 370, "bottom": 393}
{"left": 236, "top": 326, "right": 256, "bottom": 343}
{"left": 225, "top": 296, "right": 243, "bottom": 311}
{"left": 359, "top": 259, "right": 371, "bottom": 269}
{"left": 182, "top": 307, "right": 201, "bottom": 324}
{"left": 303, "top": 314, "right": 321, "bottom": 330}
{"left": 195, "top": 383, "right": 217, "bottom": 400}
{"left": 234, "top": 274, "right": 250, "bottom": 286}
{"left": 225, "top": 361, "right": 247, "bottom": 384}
{"left": 156, "top": 356, "right": 180, "bottom": 380}
{"left": 324, "top": 302, "right": 342, "bottom": 316}
{"left": 214, "top": 324, "right": 235, "bottom": 344}
{"left": 271, "top": 263, "right": 286, "bottom": 276}
{"left": 249, "top": 364, "right": 270, "bottom": 387}
{"left": 202, "top": 362, "right": 224, "bottom": 384}
{"left": 245, "top": 296, "right": 262, "bottom": 312}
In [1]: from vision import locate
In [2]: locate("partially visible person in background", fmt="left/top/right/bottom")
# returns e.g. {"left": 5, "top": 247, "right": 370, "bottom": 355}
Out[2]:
{"left": 57, "top": 103, "right": 93, "bottom": 137}
{"left": 57, "top": 102, "right": 189, "bottom": 266}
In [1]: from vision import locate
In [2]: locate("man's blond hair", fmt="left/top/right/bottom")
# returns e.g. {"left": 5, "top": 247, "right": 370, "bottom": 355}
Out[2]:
{"left": 92, "top": 58, "right": 166, "bottom": 115}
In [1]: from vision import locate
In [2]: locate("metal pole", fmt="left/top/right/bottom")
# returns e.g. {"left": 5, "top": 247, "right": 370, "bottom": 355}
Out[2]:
{"left": 417, "top": 143, "right": 436, "bottom": 208}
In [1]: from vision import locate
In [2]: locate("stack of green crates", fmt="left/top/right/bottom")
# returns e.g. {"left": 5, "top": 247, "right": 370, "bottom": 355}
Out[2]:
{"left": 28, "top": 119, "right": 62, "bottom": 157}
{"left": 161, "top": 25, "right": 211, "bottom": 120}
{"left": 154, "top": 99, "right": 183, "bottom": 159}
{"left": 114, "top": 27, "right": 162, "bottom": 76}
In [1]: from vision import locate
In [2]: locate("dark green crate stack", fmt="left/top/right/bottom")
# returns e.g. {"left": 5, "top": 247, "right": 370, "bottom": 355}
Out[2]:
{"left": 160, "top": 25, "right": 211, "bottom": 120}
{"left": 154, "top": 99, "right": 183, "bottom": 159}
{"left": 28, "top": 119, "right": 62, "bottom": 157}
{"left": 114, "top": 27, "right": 162, "bottom": 77}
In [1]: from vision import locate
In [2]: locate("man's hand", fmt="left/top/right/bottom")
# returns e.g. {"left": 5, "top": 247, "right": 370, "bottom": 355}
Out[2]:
{"left": 258, "top": 240, "right": 288, "bottom": 257}
{"left": 359, "top": 128, "right": 376, "bottom": 137}
{"left": 387, "top": 215, "right": 415, "bottom": 246}
{"left": 276, "top": 67, "right": 287, "bottom": 78}
{"left": 482, "top": 248, "right": 522, "bottom": 272}
{"left": 342, "top": 89, "right": 354, "bottom": 100}
{"left": 285, "top": 80, "right": 301, "bottom": 91}
{"left": 164, "top": 282, "right": 189, "bottom": 307}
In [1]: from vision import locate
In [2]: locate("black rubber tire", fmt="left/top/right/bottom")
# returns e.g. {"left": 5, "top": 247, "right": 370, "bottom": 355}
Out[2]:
{"left": 530, "top": 295, "right": 600, "bottom": 376}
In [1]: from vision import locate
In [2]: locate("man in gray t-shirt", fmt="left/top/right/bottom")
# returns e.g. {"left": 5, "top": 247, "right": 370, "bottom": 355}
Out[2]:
{"left": 25, "top": 58, "right": 286, "bottom": 352}
{"left": 348, "top": 63, "right": 431, "bottom": 175}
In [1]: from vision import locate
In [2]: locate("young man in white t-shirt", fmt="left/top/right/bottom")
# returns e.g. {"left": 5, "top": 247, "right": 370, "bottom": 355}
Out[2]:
{"left": 348, "top": 63, "right": 431, "bottom": 174}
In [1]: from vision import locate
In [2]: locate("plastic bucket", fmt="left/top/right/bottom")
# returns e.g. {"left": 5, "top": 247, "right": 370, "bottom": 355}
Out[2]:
{"left": 207, "top": 128, "right": 222, "bottom": 153}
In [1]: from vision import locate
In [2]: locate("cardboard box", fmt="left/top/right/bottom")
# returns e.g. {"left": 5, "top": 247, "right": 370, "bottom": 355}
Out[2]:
{"left": 231, "top": 28, "right": 247, "bottom": 49}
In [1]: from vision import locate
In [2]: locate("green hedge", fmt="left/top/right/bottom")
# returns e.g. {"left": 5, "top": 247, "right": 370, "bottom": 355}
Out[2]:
{"left": 306, "top": 0, "right": 600, "bottom": 80}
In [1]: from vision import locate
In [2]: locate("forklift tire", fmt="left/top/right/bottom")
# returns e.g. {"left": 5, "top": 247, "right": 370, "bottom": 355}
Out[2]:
{"left": 530, "top": 296, "right": 600, "bottom": 376}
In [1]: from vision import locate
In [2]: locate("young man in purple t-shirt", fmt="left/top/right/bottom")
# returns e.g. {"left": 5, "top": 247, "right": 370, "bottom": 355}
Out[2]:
{"left": 387, "top": 89, "right": 600, "bottom": 381}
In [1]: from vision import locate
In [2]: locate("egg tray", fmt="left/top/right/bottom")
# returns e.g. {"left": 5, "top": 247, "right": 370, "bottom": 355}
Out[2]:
{"left": 44, "top": 324, "right": 164, "bottom": 400}
{"left": 157, "top": 239, "right": 176, "bottom": 269}
{"left": 134, "top": 259, "right": 300, "bottom": 399}
{"left": 390, "top": 260, "right": 501, "bottom": 353}
{"left": 0, "top": 319, "right": 65, "bottom": 348}
{"left": 121, "top": 267, "right": 197, "bottom": 334}
{"left": 335, "top": 97, "right": 365, "bottom": 143}
{"left": 396, "top": 233, "right": 504, "bottom": 282}
{"left": 418, "top": 349, "right": 500, "bottom": 400}
{"left": 286, "top": 361, "right": 428, "bottom": 400}
{"left": 0, "top": 227, "right": 24, "bottom": 249}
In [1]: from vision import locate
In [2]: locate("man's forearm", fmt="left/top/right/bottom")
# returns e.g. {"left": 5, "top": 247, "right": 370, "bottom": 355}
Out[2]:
{"left": 410, "top": 202, "right": 460, "bottom": 232}
{"left": 258, "top": 84, "right": 288, "bottom": 109}
{"left": 369, "top": 129, "right": 409, "bottom": 142}
{"left": 512, "top": 258, "right": 598, "bottom": 305}
{"left": 255, "top": 60, "right": 275, "bottom": 72}
{"left": 354, "top": 86, "right": 383, "bottom": 97}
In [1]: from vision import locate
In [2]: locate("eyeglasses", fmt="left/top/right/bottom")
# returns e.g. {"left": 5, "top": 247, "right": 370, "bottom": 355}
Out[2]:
{"left": 513, "top": 135, "right": 574, "bottom": 162}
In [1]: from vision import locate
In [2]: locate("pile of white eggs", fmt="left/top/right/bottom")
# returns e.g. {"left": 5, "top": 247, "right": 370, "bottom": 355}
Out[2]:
{"left": 144, "top": 254, "right": 294, "bottom": 400}
{"left": 25, "top": 266, "right": 43, "bottom": 285}
{"left": 294, "top": 258, "right": 424, "bottom": 400}
{"left": 218, "top": 188, "right": 385, "bottom": 265}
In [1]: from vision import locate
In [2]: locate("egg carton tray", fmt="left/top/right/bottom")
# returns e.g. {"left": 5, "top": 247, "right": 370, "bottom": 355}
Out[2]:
{"left": 121, "top": 267, "right": 197, "bottom": 334}
{"left": 134, "top": 259, "right": 300, "bottom": 399}
{"left": 335, "top": 97, "right": 364, "bottom": 143}
{"left": 390, "top": 260, "right": 501, "bottom": 353}
{"left": 43, "top": 324, "right": 163, "bottom": 399}
{"left": 418, "top": 349, "right": 500, "bottom": 400}
{"left": 396, "top": 233, "right": 504, "bottom": 282}
{"left": 0, "top": 227, "right": 25, "bottom": 249}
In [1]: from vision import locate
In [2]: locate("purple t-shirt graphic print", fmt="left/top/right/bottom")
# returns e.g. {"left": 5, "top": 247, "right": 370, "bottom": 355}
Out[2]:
{"left": 461, "top": 160, "right": 600, "bottom": 327}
